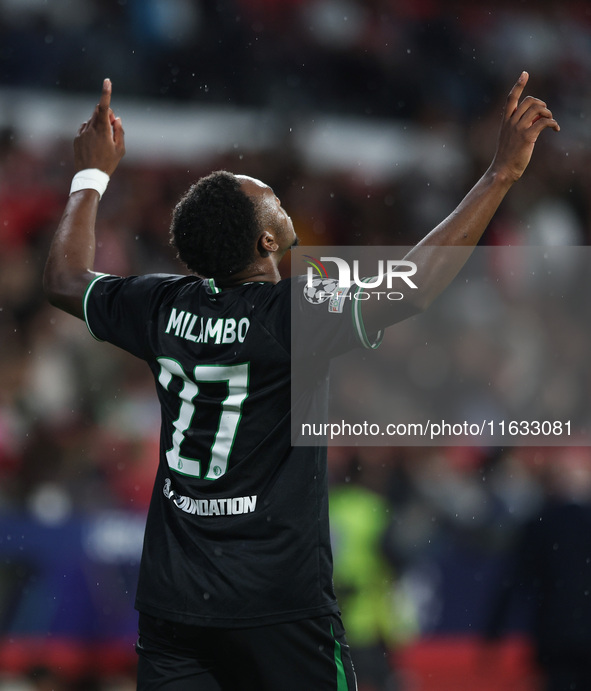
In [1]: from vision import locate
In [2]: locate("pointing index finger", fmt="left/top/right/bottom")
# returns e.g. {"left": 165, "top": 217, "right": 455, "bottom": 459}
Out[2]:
{"left": 97, "top": 78, "right": 112, "bottom": 116}
{"left": 505, "top": 71, "right": 528, "bottom": 120}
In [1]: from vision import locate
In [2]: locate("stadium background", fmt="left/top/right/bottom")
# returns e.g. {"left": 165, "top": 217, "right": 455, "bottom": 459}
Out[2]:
{"left": 1, "top": 1, "right": 591, "bottom": 689}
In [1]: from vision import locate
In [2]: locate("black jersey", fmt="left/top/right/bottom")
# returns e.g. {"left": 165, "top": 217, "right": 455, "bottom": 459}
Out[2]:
{"left": 83, "top": 272, "right": 380, "bottom": 628}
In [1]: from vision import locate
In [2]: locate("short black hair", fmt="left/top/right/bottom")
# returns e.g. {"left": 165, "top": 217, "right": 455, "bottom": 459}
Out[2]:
{"left": 170, "top": 170, "right": 262, "bottom": 279}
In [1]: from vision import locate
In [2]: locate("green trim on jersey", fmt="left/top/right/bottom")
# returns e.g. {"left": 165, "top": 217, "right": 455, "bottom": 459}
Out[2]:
{"left": 351, "top": 279, "right": 384, "bottom": 350}
{"left": 331, "top": 624, "right": 349, "bottom": 691}
{"left": 83, "top": 273, "right": 109, "bottom": 341}
{"left": 208, "top": 278, "right": 221, "bottom": 294}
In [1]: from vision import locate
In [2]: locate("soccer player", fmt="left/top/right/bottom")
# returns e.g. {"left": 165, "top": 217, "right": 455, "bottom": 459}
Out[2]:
{"left": 43, "top": 74, "right": 558, "bottom": 690}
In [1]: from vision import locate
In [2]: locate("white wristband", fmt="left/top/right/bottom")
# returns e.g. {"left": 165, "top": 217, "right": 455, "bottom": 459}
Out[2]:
{"left": 70, "top": 168, "right": 110, "bottom": 200}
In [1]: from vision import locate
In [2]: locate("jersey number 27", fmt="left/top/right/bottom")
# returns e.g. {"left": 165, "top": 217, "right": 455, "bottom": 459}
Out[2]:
{"left": 157, "top": 358, "right": 249, "bottom": 480}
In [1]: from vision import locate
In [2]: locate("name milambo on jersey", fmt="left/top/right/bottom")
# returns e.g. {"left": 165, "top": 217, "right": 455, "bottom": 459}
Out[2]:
{"left": 166, "top": 307, "right": 250, "bottom": 345}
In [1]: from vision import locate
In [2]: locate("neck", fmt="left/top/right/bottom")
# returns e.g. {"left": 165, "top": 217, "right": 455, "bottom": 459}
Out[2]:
{"left": 215, "top": 260, "right": 281, "bottom": 288}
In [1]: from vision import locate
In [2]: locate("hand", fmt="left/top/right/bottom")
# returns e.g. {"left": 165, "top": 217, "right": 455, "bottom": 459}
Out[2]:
{"left": 491, "top": 71, "right": 560, "bottom": 182}
{"left": 74, "top": 78, "right": 126, "bottom": 176}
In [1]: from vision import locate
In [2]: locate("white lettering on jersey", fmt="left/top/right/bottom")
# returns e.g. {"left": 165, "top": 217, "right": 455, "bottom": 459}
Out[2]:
{"left": 165, "top": 308, "right": 250, "bottom": 345}
{"left": 163, "top": 478, "right": 257, "bottom": 516}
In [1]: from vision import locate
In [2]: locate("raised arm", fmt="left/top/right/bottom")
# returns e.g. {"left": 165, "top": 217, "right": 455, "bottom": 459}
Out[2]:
{"left": 43, "top": 79, "right": 126, "bottom": 319}
{"left": 362, "top": 71, "right": 560, "bottom": 333}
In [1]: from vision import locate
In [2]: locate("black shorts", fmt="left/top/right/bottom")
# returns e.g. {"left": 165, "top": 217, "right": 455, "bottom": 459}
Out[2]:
{"left": 136, "top": 611, "right": 357, "bottom": 690}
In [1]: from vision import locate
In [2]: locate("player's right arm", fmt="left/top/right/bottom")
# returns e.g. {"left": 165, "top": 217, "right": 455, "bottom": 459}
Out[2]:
{"left": 43, "top": 79, "right": 125, "bottom": 320}
{"left": 361, "top": 71, "right": 560, "bottom": 334}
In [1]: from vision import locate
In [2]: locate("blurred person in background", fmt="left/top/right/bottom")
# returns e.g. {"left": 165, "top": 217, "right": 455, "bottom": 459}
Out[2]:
{"left": 483, "top": 447, "right": 591, "bottom": 691}
{"left": 42, "top": 73, "right": 557, "bottom": 690}
{"left": 329, "top": 449, "right": 418, "bottom": 691}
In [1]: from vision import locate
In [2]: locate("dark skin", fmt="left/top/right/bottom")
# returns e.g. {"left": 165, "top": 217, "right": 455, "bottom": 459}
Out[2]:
{"left": 44, "top": 79, "right": 125, "bottom": 318}
{"left": 44, "top": 73, "right": 559, "bottom": 331}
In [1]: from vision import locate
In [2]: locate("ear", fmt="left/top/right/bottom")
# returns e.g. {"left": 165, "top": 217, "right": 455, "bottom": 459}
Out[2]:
{"left": 258, "top": 231, "right": 278, "bottom": 257}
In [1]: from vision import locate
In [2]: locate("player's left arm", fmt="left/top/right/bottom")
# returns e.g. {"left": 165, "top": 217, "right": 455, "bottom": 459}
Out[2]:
{"left": 43, "top": 79, "right": 126, "bottom": 319}
{"left": 361, "top": 71, "right": 560, "bottom": 334}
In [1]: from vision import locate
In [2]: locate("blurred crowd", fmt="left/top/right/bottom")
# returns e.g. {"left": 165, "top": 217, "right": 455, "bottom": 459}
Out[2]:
{"left": 2, "top": 0, "right": 591, "bottom": 689}
{"left": 1, "top": 0, "right": 591, "bottom": 127}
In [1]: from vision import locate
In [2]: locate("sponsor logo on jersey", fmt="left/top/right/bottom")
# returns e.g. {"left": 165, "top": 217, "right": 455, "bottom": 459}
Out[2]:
{"left": 163, "top": 478, "right": 257, "bottom": 516}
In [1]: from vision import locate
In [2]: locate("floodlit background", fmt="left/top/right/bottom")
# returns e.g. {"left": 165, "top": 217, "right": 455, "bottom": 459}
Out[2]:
{"left": 1, "top": 1, "right": 591, "bottom": 689}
